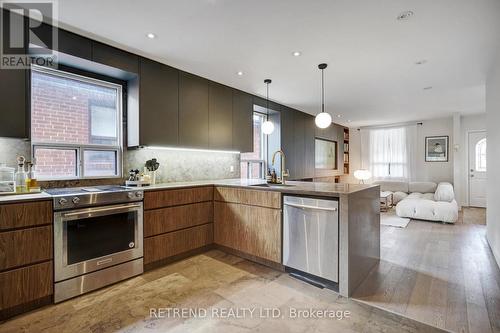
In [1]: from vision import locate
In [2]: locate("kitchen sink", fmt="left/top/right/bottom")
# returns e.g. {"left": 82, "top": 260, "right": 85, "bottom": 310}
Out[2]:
{"left": 250, "top": 183, "right": 295, "bottom": 188}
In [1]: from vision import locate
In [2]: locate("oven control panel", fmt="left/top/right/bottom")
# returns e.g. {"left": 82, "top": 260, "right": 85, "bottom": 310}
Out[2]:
{"left": 53, "top": 190, "right": 144, "bottom": 210}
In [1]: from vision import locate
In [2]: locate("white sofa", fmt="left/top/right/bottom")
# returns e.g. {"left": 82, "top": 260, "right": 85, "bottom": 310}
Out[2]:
{"left": 373, "top": 180, "right": 459, "bottom": 223}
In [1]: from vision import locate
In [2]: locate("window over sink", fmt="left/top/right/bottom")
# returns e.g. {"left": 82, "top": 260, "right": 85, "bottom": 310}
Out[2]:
{"left": 31, "top": 66, "right": 122, "bottom": 180}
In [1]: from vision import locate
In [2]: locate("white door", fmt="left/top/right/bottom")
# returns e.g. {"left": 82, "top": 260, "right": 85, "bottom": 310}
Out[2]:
{"left": 468, "top": 131, "right": 487, "bottom": 207}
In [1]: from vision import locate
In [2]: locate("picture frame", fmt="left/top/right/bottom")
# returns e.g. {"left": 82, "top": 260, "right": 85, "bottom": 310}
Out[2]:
{"left": 315, "top": 138, "right": 338, "bottom": 170}
{"left": 425, "top": 136, "right": 449, "bottom": 162}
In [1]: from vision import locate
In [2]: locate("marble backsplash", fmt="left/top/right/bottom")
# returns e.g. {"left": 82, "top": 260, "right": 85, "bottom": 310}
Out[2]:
{"left": 0, "top": 138, "right": 31, "bottom": 168}
{"left": 0, "top": 137, "right": 240, "bottom": 184}
{"left": 125, "top": 148, "right": 240, "bottom": 183}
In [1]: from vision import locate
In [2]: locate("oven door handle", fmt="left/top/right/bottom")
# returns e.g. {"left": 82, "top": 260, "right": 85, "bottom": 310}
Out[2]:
{"left": 61, "top": 204, "right": 142, "bottom": 218}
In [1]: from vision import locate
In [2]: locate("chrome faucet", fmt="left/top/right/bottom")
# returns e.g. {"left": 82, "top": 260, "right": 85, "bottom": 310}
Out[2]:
{"left": 271, "top": 150, "right": 290, "bottom": 184}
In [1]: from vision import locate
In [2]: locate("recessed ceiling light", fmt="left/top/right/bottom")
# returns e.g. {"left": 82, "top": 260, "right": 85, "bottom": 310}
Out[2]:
{"left": 237, "top": 71, "right": 244, "bottom": 76}
{"left": 292, "top": 51, "right": 302, "bottom": 57}
{"left": 415, "top": 59, "right": 428, "bottom": 65}
{"left": 397, "top": 10, "right": 414, "bottom": 21}
{"left": 336, "top": 114, "right": 342, "bottom": 118}
{"left": 423, "top": 86, "right": 433, "bottom": 90}
{"left": 71, "top": 96, "right": 77, "bottom": 100}
{"left": 146, "top": 33, "right": 156, "bottom": 39}
{"left": 347, "top": 120, "right": 352, "bottom": 123}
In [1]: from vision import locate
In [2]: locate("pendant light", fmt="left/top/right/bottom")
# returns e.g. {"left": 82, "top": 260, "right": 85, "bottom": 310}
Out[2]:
{"left": 315, "top": 63, "right": 332, "bottom": 129}
{"left": 262, "top": 79, "right": 275, "bottom": 135}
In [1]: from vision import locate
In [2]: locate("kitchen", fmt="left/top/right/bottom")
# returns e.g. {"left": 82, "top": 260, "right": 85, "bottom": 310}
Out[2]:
{"left": 0, "top": 2, "right": 435, "bottom": 332}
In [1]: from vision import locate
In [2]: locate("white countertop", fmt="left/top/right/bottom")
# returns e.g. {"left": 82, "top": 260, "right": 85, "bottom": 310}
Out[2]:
{"left": 0, "top": 192, "right": 52, "bottom": 203}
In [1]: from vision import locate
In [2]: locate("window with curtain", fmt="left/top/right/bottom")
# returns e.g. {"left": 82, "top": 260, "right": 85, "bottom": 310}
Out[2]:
{"left": 369, "top": 127, "right": 409, "bottom": 179}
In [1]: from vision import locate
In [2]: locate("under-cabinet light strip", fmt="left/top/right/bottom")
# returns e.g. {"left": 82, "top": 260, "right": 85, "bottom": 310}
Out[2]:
{"left": 145, "top": 146, "right": 240, "bottom": 154}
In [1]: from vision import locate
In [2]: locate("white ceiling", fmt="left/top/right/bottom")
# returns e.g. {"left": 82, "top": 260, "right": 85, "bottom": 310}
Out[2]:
{"left": 54, "top": 0, "right": 500, "bottom": 126}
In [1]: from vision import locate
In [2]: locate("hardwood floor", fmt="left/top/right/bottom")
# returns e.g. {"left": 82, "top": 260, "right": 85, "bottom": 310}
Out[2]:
{"left": 353, "top": 207, "right": 500, "bottom": 333}
{"left": 0, "top": 251, "right": 446, "bottom": 333}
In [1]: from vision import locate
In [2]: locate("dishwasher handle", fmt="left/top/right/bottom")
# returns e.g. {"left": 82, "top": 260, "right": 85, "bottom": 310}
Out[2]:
{"left": 285, "top": 202, "right": 338, "bottom": 212}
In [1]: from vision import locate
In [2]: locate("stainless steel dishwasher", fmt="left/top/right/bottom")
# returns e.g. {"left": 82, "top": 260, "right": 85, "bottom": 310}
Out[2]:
{"left": 283, "top": 195, "right": 339, "bottom": 287}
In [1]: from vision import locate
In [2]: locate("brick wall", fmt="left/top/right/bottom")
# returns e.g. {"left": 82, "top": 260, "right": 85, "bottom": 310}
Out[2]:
{"left": 31, "top": 71, "right": 117, "bottom": 179}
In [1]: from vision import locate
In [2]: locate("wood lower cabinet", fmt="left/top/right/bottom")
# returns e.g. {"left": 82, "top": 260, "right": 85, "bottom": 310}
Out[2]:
{"left": 214, "top": 187, "right": 282, "bottom": 264}
{"left": 214, "top": 187, "right": 281, "bottom": 209}
{"left": 0, "top": 226, "right": 52, "bottom": 271}
{"left": 0, "top": 200, "right": 53, "bottom": 320}
{"left": 0, "top": 261, "right": 53, "bottom": 318}
{"left": 144, "top": 186, "right": 213, "bottom": 210}
{"left": 143, "top": 187, "right": 214, "bottom": 269}
{"left": 144, "top": 202, "right": 213, "bottom": 237}
{"left": 0, "top": 200, "right": 52, "bottom": 230}
{"left": 144, "top": 224, "right": 213, "bottom": 266}
{"left": 214, "top": 202, "right": 281, "bottom": 263}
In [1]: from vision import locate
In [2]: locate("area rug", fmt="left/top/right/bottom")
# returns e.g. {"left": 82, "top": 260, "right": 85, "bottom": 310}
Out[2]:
{"left": 381, "top": 210, "right": 410, "bottom": 228}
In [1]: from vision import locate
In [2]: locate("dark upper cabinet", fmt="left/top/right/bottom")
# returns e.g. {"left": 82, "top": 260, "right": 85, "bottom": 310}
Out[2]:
{"left": 304, "top": 114, "right": 316, "bottom": 178}
{"left": 139, "top": 58, "right": 179, "bottom": 146}
{"left": 280, "top": 107, "right": 296, "bottom": 178}
{"left": 281, "top": 107, "right": 316, "bottom": 180}
{"left": 0, "top": 68, "right": 28, "bottom": 138}
{"left": 209, "top": 82, "right": 233, "bottom": 150}
{"left": 27, "top": 22, "right": 92, "bottom": 60}
{"left": 232, "top": 90, "right": 253, "bottom": 153}
{"left": 92, "top": 42, "right": 139, "bottom": 73}
{"left": 179, "top": 72, "right": 209, "bottom": 148}
{"left": 315, "top": 121, "right": 335, "bottom": 141}
{"left": 293, "top": 110, "right": 305, "bottom": 179}
{"left": 58, "top": 29, "right": 92, "bottom": 60}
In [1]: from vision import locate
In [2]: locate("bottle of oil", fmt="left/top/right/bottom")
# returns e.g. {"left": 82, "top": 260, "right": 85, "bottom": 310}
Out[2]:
{"left": 26, "top": 162, "right": 38, "bottom": 192}
{"left": 14, "top": 157, "right": 27, "bottom": 193}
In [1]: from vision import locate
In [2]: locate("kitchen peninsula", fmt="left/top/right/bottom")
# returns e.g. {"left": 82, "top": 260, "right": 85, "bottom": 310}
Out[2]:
{"left": 141, "top": 179, "right": 380, "bottom": 297}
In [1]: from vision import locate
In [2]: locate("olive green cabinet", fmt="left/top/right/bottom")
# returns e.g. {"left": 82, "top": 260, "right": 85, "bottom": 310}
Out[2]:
{"left": 232, "top": 90, "right": 253, "bottom": 153}
{"left": 0, "top": 68, "right": 28, "bottom": 138}
{"left": 209, "top": 82, "right": 233, "bottom": 150}
{"left": 179, "top": 72, "right": 209, "bottom": 148}
{"left": 139, "top": 58, "right": 179, "bottom": 146}
{"left": 281, "top": 107, "right": 315, "bottom": 180}
{"left": 92, "top": 42, "right": 139, "bottom": 73}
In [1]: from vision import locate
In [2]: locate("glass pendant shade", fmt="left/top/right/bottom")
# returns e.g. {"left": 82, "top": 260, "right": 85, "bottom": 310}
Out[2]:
{"left": 315, "top": 112, "right": 332, "bottom": 129}
{"left": 262, "top": 120, "right": 275, "bottom": 134}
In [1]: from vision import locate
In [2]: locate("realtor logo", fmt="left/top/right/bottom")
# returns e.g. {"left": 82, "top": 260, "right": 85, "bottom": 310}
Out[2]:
{"left": 0, "top": 0, "right": 58, "bottom": 69}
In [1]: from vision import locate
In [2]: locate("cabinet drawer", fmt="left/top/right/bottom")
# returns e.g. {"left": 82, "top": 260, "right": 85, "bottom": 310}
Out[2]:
{"left": 144, "top": 202, "right": 213, "bottom": 237}
{"left": 144, "top": 186, "right": 213, "bottom": 210}
{"left": 0, "top": 201, "right": 52, "bottom": 230}
{"left": 144, "top": 224, "right": 213, "bottom": 265}
{"left": 0, "top": 261, "right": 53, "bottom": 311}
{"left": 0, "top": 226, "right": 52, "bottom": 271}
{"left": 214, "top": 187, "right": 281, "bottom": 209}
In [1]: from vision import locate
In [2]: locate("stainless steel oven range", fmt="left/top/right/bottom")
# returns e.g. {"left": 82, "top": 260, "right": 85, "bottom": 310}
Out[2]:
{"left": 46, "top": 186, "right": 144, "bottom": 303}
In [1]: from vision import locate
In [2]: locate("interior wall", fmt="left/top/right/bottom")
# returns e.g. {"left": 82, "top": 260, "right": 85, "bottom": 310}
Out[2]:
{"left": 415, "top": 117, "right": 454, "bottom": 183}
{"left": 486, "top": 50, "right": 500, "bottom": 268}
{"left": 345, "top": 117, "right": 454, "bottom": 184}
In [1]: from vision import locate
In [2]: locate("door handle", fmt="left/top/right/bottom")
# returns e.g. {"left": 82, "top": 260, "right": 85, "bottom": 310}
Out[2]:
{"left": 470, "top": 175, "right": 474, "bottom": 178}
{"left": 285, "top": 202, "right": 338, "bottom": 212}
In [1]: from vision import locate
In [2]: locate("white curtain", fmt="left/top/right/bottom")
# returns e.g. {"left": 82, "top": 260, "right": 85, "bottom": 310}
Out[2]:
{"left": 361, "top": 125, "right": 417, "bottom": 181}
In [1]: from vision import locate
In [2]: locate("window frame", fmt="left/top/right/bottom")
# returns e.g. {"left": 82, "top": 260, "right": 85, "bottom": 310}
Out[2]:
{"left": 240, "top": 111, "right": 268, "bottom": 179}
{"left": 475, "top": 138, "right": 487, "bottom": 172}
{"left": 30, "top": 65, "right": 123, "bottom": 180}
